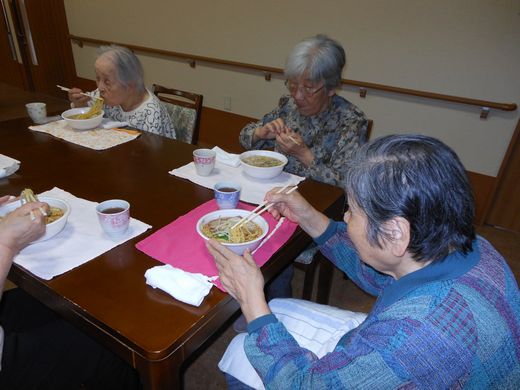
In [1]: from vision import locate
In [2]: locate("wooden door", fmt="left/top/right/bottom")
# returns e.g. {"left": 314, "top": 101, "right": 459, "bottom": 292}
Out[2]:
{"left": 485, "top": 119, "right": 520, "bottom": 232}
{"left": 3, "top": 0, "right": 76, "bottom": 96}
{"left": 0, "top": 0, "right": 26, "bottom": 88}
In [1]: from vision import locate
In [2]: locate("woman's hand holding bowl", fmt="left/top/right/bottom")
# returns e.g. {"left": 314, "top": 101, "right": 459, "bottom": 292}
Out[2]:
{"left": 206, "top": 239, "right": 270, "bottom": 322}
{"left": 0, "top": 199, "right": 47, "bottom": 253}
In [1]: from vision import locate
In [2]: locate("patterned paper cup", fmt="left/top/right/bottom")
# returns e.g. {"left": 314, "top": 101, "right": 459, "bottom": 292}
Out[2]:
{"left": 96, "top": 199, "right": 130, "bottom": 237}
{"left": 193, "top": 149, "right": 216, "bottom": 176}
{"left": 26, "top": 102, "right": 47, "bottom": 124}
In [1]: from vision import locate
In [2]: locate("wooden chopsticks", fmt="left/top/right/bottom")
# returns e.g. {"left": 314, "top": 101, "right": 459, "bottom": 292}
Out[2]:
{"left": 288, "top": 135, "right": 302, "bottom": 146}
{"left": 56, "top": 85, "right": 103, "bottom": 101}
{"left": 230, "top": 185, "right": 298, "bottom": 230}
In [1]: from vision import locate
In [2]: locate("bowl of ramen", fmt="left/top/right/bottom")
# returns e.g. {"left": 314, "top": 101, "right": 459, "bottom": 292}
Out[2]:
{"left": 196, "top": 209, "right": 269, "bottom": 255}
{"left": 0, "top": 196, "right": 70, "bottom": 243}
{"left": 62, "top": 107, "right": 104, "bottom": 130}
{"left": 239, "top": 150, "right": 288, "bottom": 179}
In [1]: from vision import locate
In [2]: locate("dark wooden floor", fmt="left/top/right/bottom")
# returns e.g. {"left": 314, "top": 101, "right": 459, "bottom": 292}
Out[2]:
{"left": 2, "top": 82, "right": 519, "bottom": 389}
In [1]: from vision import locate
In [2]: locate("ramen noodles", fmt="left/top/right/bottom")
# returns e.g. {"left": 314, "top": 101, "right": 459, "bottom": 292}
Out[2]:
{"left": 201, "top": 216, "right": 263, "bottom": 243}
{"left": 46, "top": 207, "right": 64, "bottom": 224}
{"left": 242, "top": 155, "right": 284, "bottom": 167}
{"left": 68, "top": 97, "right": 104, "bottom": 120}
{"left": 0, "top": 206, "right": 63, "bottom": 224}
{"left": 18, "top": 188, "right": 65, "bottom": 224}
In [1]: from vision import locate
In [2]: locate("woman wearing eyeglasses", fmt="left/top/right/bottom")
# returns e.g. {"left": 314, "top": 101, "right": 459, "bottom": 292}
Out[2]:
{"left": 239, "top": 34, "right": 368, "bottom": 187}
{"left": 236, "top": 35, "right": 369, "bottom": 322}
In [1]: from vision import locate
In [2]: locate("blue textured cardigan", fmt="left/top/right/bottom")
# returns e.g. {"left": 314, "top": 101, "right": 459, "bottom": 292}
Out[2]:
{"left": 245, "top": 221, "right": 520, "bottom": 389}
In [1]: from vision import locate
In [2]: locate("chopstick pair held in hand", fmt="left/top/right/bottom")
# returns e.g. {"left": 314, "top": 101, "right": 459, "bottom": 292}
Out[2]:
{"left": 20, "top": 188, "right": 47, "bottom": 221}
{"left": 56, "top": 85, "right": 103, "bottom": 101}
{"left": 230, "top": 185, "right": 298, "bottom": 230}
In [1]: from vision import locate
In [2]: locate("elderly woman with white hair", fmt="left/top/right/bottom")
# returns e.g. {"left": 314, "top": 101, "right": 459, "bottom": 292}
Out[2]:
{"left": 239, "top": 34, "right": 368, "bottom": 186}
{"left": 238, "top": 35, "right": 369, "bottom": 316}
{"left": 68, "top": 45, "right": 174, "bottom": 138}
{"left": 210, "top": 134, "right": 520, "bottom": 389}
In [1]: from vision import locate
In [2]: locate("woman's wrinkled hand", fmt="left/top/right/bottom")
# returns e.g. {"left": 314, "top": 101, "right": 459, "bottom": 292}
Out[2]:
{"left": 254, "top": 118, "right": 286, "bottom": 142}
{"left": 265, "top": 188, "right": 330, "bottom": 238}
{"left": 0, "top": 201, "right": 47, "bottom": 254}
{"left": 68, "top": 87, "right": 90, "bottom": 108}
{"left": 206, "top": 239, "right": 270, "bottom": 322}
{"left": 275, "top": 131, "right": 314, "bottom": 166}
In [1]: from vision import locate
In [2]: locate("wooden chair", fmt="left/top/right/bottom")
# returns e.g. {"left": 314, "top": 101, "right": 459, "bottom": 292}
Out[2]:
{"left": 294, "top": 119, "right": 373, "bottom": 304}
{"left": 152, "top": 84, "right": 203, "bottom": 144}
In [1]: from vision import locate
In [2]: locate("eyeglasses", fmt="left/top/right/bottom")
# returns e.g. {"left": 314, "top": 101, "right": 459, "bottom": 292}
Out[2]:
{"left": 285, "top": 80, "right": 325, "bottom": 97}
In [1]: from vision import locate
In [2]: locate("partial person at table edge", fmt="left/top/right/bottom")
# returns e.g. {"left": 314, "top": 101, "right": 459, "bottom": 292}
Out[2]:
{"left": 68, "top": 44, "right": 175, "bottom": 139}
{"left": 207, "top": 134, "right": 520, "bottom": 388}
{"left": 0, "top": 196, "right": 141, "bottom": 388}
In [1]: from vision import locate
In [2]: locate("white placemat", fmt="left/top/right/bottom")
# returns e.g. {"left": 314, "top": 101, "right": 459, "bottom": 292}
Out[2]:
{"left": 169, "top": 160, "right": 305, "bottom": 205}
{"left": 29, "top": 119, "right": 140, "bottom": 150}
{"left": 0, "top": 153, "right": 20, "bottom": 178}
{"left": 14, "top": 187, "right": 152, "bottom": 280}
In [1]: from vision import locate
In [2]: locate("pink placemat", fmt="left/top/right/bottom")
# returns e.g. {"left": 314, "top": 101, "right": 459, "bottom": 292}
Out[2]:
{"left": 136, "top": 200, "right": 298, "bottom": 291}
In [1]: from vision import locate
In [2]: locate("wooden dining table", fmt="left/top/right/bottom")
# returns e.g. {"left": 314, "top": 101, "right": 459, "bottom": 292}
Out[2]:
{"left": 0, "top": 116, "right": 346, "bottom": 389}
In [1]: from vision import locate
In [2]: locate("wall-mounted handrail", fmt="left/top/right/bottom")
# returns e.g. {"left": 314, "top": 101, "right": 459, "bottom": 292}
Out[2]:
{"left": 70, "top": 34, "right": 517, "bottom": 114}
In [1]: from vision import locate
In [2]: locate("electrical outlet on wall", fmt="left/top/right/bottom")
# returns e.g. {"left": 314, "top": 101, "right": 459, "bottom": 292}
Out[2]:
{"left": 224, "top": 96, "right": 231, "bottom": 111}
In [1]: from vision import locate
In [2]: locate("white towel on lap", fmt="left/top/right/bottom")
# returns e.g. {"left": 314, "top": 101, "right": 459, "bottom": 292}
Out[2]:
{"left": 218, "top": 298, "right": 367, "bottom": 389}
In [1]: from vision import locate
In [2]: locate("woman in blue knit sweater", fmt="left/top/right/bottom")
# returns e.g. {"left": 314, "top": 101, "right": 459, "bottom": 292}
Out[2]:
{"left": 207, "top": 134, "right": 520, "bottom": 389}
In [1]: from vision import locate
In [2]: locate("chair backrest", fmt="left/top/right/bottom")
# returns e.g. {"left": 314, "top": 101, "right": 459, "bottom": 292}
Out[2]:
{"left": 366, "top": 119, "right": 373, "bottom": 141}
{"left": 152, "top": 84, "right": 203, "bottom": 144}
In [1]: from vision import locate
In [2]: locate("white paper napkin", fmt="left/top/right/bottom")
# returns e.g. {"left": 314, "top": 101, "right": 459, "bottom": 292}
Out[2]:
{"left": 144, "top": 264, "right": 216, "bottom": 306}
{"left": 13, "top": 187, "right": 152, "bottom": 280}
{"left": 102, "top": 119, "right": 129, "bottom": 129}
{"left": 212, "top": 146, "right": 240, "bottom": 167}
{"left": 170, "top": 160, "right": 305, "bottom": 205}
{"left": 0, "top": 154, "right": 21, "bottom": 179}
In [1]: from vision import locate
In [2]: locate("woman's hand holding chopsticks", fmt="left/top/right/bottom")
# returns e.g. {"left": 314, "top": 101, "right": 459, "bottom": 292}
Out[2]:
{"left": 265, "top": 187, "right": 330, "bottom": 239}
{"left": 230, "top": 185, "right": 298, "bottom": 230}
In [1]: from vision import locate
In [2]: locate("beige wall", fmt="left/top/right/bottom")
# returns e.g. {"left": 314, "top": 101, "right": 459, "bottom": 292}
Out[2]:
{"left": 64, "top": 0, "right": 520, "bottom": 176}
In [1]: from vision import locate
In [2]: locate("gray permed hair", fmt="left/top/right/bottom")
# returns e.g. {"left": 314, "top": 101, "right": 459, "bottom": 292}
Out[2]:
{"left": 284, "top": 34, "right": 346, "bottom": 91}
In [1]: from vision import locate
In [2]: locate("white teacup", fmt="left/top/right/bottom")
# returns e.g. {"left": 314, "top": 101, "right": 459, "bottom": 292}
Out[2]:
{"left": 193, "top": 149, "right": 216, "bottom": 176}
{"left": 26, "top": 102, "right": 47, "bottom": 124}
{"left": 96, "top": 199, "right": 130, "bottom": 237}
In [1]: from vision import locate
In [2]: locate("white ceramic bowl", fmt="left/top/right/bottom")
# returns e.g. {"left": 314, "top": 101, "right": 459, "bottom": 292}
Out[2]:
{"left": 196, "top": 209, "right": 269, "bottom": 255}
{"left": 62, "top": 108, "right": 104, "bottom": 130}
{"left": 239, "top": 150, "right": 288, "bottom": 179}
{"left": 0, "top": 196, "right": 70, "bottom": 243}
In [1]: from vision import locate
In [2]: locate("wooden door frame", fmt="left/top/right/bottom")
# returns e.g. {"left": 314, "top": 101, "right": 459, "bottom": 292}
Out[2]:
{"left": 483, "top": 118, "right": 520, "bottom": 231}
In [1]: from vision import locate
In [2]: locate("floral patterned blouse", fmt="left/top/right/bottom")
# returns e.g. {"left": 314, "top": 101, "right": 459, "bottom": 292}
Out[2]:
{"left": 92, "top": 89, "right": 175, "bottom": 139}
{"left": 239, "top": 95, "right": 368, "bottom": 187}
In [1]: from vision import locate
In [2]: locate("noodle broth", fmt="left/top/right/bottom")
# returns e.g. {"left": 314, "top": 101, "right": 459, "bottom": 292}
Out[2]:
{"left": 197, "top": 209, "right": 269, "bottom": 254}
{"left": 239, "top": 151, "right": 288, "bottom": 180}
